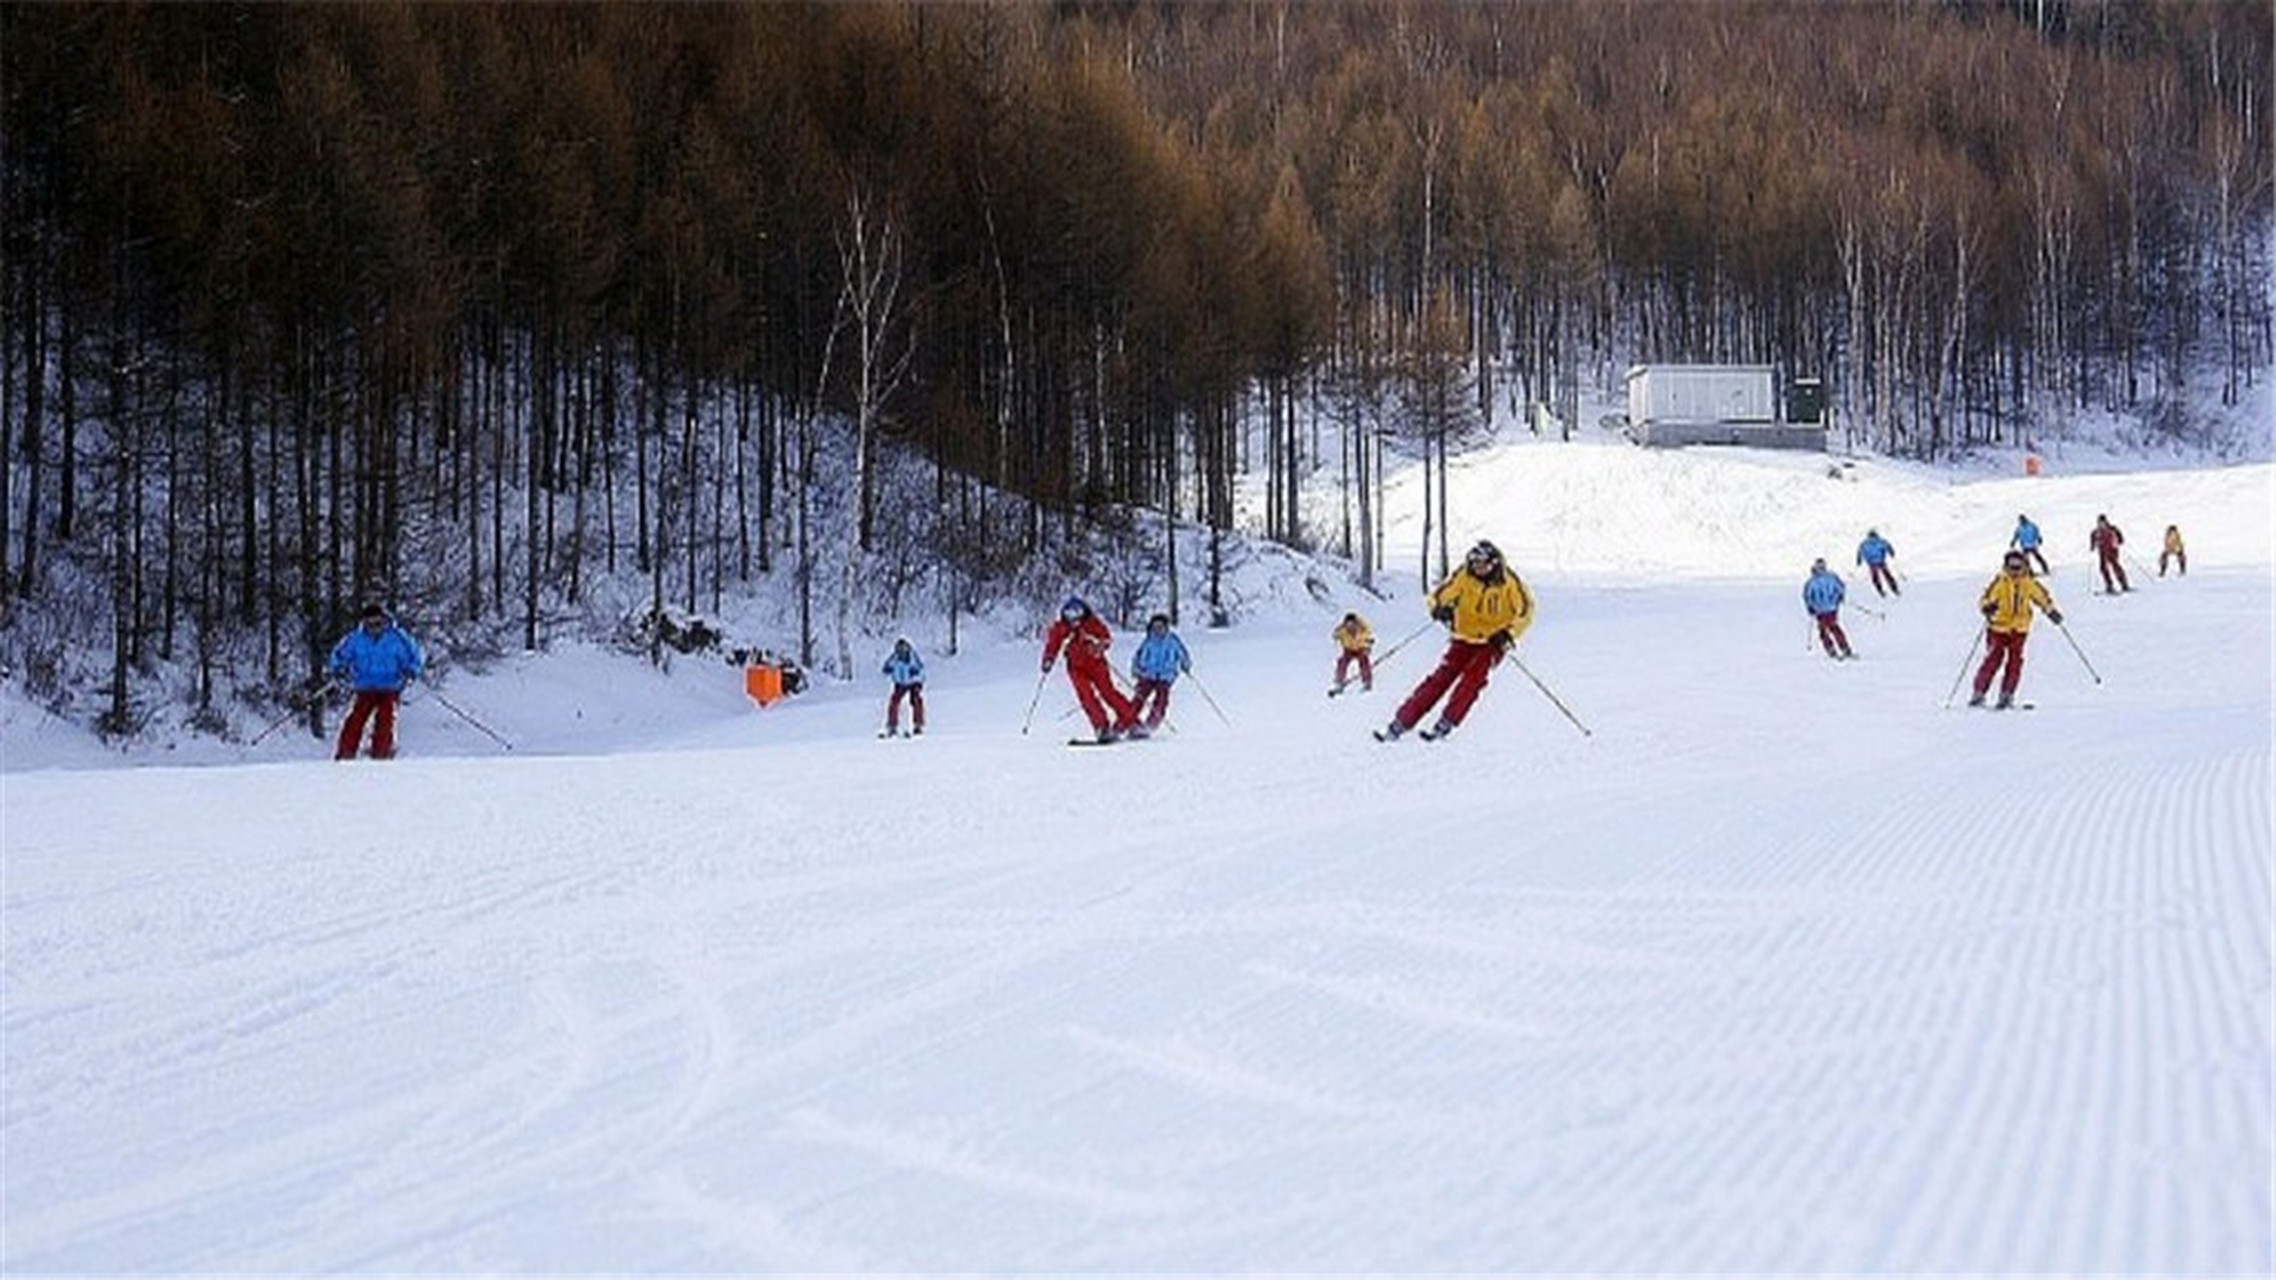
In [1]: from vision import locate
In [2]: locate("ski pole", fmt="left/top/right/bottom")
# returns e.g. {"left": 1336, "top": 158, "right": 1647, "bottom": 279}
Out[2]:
{"left": 1183, "top": 668, "right": 1233, "bottom": 727}
{"left": 1942, "top": 630, "right": 1983, "bottom": 707}
{"left": 1372, "top": 618, "right": 1437, "bottom": 668}
{"left": 250, "top": 678, "right": 333, "bottom": 746}
{"left": 1019, "top": 667, "right": 1050, "bottom": 734}
{"left": 1848, "top": 600, "right": 1886, "bottom": 622}
{"left": 427, "top": 687, "right": 515, "bottom": 749}
{"left": 1508, "top": 654, "right": 1591, "bottom": 738}
{"left": 2050, "top": 616, "right": 2103, "bottom": 685}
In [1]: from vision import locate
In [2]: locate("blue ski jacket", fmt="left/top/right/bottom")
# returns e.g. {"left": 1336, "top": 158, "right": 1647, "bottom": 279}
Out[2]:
{"left": 1856, "top": 533, "right": 1894, "bottom": 566}
{"left": 2012, "top": 517, "right": 2043, "bottom": 551}
{"left": 1131, "top": 631, "right": 1191, "bottom": 682}
{"left": 1802, "top": 569, "right": 1846, "bottom": 616}
{"left": 329, "top": 619, "right": 424, "bottom": 692}
{"left": 882, "top": 646, "right": 925, "bottom": 686}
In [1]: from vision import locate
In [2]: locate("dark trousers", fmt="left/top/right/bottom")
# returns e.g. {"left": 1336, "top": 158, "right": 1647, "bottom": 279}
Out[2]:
{"left": 1866, "top": 562, "right": 1899, "bottom": 596}
{"left": 887, "top": 683, "right": 925, "bottom": 733}
{"left": 1130, "top": 677, "right": 1173, "bottom": 728}
{"left": 2098, "top": 553, "right": 2130, "bottom": 593}
{"left": 335, "top": 690, "right": 400, "bottom": 760}
{"left": 1814, "top": 612, "right": 1853, "bottom": 657}
{"left": 1394, "top": 640, "right": 1500, "bottom": 731}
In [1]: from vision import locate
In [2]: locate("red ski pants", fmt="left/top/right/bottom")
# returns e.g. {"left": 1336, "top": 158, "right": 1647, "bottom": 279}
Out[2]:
{"left": 2097, "top": 552, "right": 2130, "bottom": 593}
{"left": 1971, "top": 629, "right": 2030, "bottom": 701}
{"left": 1130, "top": 678, "right": 1174, "bottom": 729}
{"left": 1063, "top": 658, "right": 1133, "bottom": 735}
{"left": 335, "top": 690, "right": 401, "bottom": 760}
{"left": 1394, "top": 639, "right": 1500, "bottom": 731}
{"left": 887, "top": 683, "right": 925, "bottom": 733}
{"left": 1814, "top": 612, "right": 1853, "bottom": 657}
{"left": 1334, "top": 650, "right": 1374, "bottom": 690}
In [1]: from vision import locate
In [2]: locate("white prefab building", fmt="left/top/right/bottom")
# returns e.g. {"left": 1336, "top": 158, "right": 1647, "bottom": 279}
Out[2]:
{"left": 1621, "top": 364, "right": 1825, "bottom": 449}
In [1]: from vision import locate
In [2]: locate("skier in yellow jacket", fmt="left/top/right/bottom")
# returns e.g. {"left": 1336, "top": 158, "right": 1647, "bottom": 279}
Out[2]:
{"left": 1377, "top": 540, "right": 1533, "bottom": 741}
{"left": 1330, "top": 612, "right": 1375, "bottom": 695}
{"left": 1969, "top": 550, "right": 2064, "bottom": 709}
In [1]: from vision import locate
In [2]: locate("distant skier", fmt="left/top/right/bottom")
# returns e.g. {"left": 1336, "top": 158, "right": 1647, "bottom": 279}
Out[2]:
{"left": 1330, "top": 612, "right": 1375, "bottom": 695}
{"left": 1377, "top": 539, "right": 1533, "bottom": 742}
{"left": 2011, "top": 513, "right": 2050, "bottom": 575}
{"left": 880, "top": 636, "right": 925, "bottom": 737}
{"left": 1127, "top": 612, "right": 1191, "bottom": 732}
{"left": 2089, "top": 514, "right": 2131, "bottom": 594}
{"left": 1803, "top": 558, "right": 1855, "bottom": 660}
{"left": 328, "top": 602, "right": 424, "bottom": 760}
{"left": 1855, "top": 529, "right": 1900, "bottom": 597}
{"left": 2159, "top": 524, "right": 2187, "bottom": 577}
{"left": 1041, "top": 596, "right": 1137, "bottom": 743}
{"left": 1969, "top": 551, "right": 2064, "bottom": 709}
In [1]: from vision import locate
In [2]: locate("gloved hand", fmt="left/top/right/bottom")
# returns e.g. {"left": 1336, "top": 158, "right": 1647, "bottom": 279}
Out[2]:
{"left": 1041, "top": 660, "right": 1055, "bottom": 674}
{"left": 1980, "top": 601, "right": 1998, "bottom": 619}
{"left": 1431, "top": 604, "right": 1455, "bottom": 624}
{"left": 2047, "top": 609, "right": 2063, "bottom": 625}
{"left": 1488, "top": 628, "right": 1513, "bottom": 652}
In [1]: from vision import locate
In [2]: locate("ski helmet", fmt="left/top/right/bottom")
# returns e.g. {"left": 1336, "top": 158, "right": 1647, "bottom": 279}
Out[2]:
{"left": 1060, "top": 596, "right": 1087, "bottom": 620}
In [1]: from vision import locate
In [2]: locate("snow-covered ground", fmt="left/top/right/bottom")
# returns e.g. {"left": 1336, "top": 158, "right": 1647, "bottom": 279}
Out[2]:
{"left": 5, "top": 429, "right": 2272, "bottom": 1272}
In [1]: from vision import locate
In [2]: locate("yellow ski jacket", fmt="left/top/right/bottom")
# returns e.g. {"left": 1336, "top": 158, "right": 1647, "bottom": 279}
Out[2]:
{"left": 1429, "top": 567, "right": 1534, "bottom": 646}
{"left": 1333, "top": 617, "right": 1374, "bottom": 653}
{"left": 1979, "top": 570, "right": 2056, "bottom": 634}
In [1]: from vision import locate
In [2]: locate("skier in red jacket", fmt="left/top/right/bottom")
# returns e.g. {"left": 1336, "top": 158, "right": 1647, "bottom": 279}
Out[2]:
{"left": 1041, "top": 596, "right": 1138, "bottom": 743}
{"left": 2089, "top": 514, "right": 2131, "bottom": 594}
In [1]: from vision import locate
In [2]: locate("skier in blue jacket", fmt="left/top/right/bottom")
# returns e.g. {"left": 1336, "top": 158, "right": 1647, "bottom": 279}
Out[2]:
{"left": 1802, "top": 559, "right": 1854, "bottom": 660}
{"left": 880, "top": 636, "right": 925, "bottom": 737}
{"left": 1127, "top": 613, "right": 1191, "bottom": 733}
{"left": 328, "top": 603, "right": 424, "bottom": 759}
{"left": 1855, "top": 529, "right": 1900, "bottom": 597}
{"left": 2011, "top": 514, "right": 2049, "bottom": 574}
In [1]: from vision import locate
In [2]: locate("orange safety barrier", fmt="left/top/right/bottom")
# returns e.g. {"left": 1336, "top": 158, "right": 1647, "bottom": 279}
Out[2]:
{"left": 2023, "top": 454, "right": 2043, "bottom": 477}
{"left": 744, "top": 662, "right": 784, "bottom": 707}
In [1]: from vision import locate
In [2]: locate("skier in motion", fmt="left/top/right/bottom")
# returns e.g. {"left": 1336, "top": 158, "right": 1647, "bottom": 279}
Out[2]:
{"left": 328, "top": 602, "right": 424, "bottom": 760}
{"left": 1126, "top": 612, "right": 1191, "bottom": 732}
{"left": 1969, "top": 550, "right": 2063, "bottom": 709}
{"left": 2089, "top": 514, "right": 2131, "bottom": 595}
{"left": 1803, "top": 558, "right": 1855, "bottom": 660}
{"left": 1377, "top": 539, "right": 1533, "bottom": 742}
{"left": 1041, "top": 596, "right": 1138, "bottom": 743}
{"left": 1855, "top": 528, "right": 1900, "bottom": 598}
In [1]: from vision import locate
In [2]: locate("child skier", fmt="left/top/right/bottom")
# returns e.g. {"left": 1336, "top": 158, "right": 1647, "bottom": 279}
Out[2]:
{"left": 1041, "top": 596, "right": 1137, "bottom": 743}
{"left": 1330, "top": 612, "right": 1374, "bottom": 695}
{"left": 880, "top": 636, "right": 925, "bottom": 737}
{"left": 1969, "top": 551, "right": 2064, "bottom": 709}
{"left": 1127, "top": 613, "right": 1191, "bottom": 733}
{"left": 2160, "top": 525, "right": 2187, "bottom": 577}
{"left": 2011, "top": 513, "right": 2050, "bottom": 574}
{"left": 1377, "top": 539, "right": 1533, "bottom": 742}
{"left": 1803, "top": 558, "right": 1855, "bottom": 659}
{"left": 1855, "top": 529, "right": 1900, "bottom": 597}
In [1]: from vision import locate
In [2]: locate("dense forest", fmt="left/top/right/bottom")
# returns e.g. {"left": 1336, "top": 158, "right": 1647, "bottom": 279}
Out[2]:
{"left": 2, "top": 0, "right": 2269, "bottom": 736}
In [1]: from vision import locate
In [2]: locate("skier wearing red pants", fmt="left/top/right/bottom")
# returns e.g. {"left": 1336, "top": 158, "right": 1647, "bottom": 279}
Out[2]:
{"left": 1377, "top": 540, "right": 1533, "bottom": 742}
{"left": 328, "top": 603, "right": 424, "bottom": 760}
{"left": 1042, "top": 596, "right": 1138, "bottom": 743}
{"left": 1969, "top": 551, "right": 2063, "bottom": 709}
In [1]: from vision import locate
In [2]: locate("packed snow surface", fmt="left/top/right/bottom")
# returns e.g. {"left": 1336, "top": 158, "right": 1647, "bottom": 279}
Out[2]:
{"left": 5, "top": 435, "right": 2272, "bottom": 1272}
